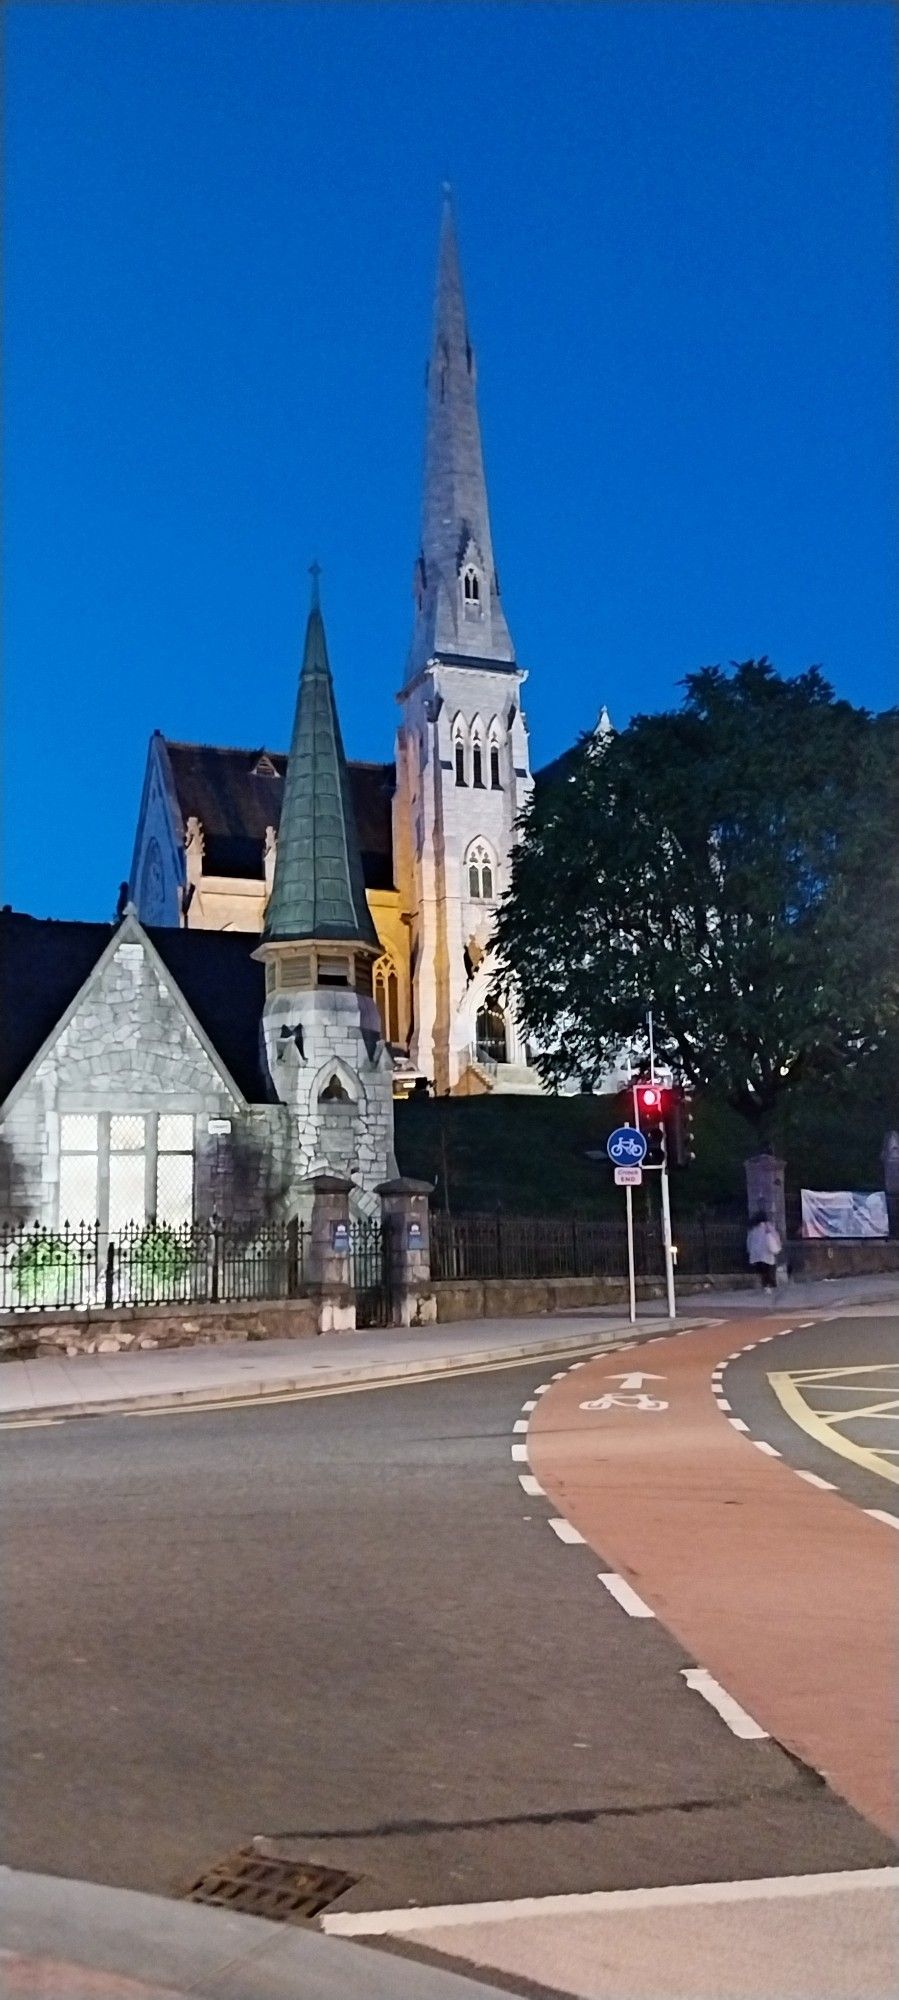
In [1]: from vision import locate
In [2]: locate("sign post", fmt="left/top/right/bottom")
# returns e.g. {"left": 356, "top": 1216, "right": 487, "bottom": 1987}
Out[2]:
{"left": 607, "top": 1127, "right": 647, "bottom": 1323}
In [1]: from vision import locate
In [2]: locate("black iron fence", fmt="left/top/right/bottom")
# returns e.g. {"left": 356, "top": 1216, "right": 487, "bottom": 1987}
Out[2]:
{"left": 1, "top": 1207, "right": 749, "bottom": 1316}
{"left": 429, "top": 1210, "right": 747, "bottom": 1284}
{"left": 0, "top": 1219, "right": 314, "bottom": 1313}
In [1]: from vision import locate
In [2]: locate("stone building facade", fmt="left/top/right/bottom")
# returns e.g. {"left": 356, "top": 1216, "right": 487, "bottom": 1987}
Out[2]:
{"left": 0, "top": 589, "right": 397, "bottom": 1232}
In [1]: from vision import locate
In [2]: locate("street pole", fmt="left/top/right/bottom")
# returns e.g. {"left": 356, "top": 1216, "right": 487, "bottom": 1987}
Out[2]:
{"left": 625, "top": 1182, "right": 637, "bottom": 1324}
{"left": 646, "top": 1004, "right": 675, "bottom": 1320}
{"left": 659, "top": 1155, "right": 676, "bottom": 1321}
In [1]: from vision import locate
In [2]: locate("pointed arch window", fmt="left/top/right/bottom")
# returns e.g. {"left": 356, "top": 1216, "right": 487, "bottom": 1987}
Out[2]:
{"left": 488, "top": 731, "right": 502, "bottom": 789}
{"left": 374, "top": 953, "right": 401, "bottom": 1046}
{"left": 462, "top": 567, "right": 480, "bottom": 604}
{"left": 472, "top": 736, "right": 484, "bottom": 788}
{"left": 452, "top": 718, "right": 467, "bottom": 787}
{"left": 466, "top": 840, "right": 495, "bottom": 902}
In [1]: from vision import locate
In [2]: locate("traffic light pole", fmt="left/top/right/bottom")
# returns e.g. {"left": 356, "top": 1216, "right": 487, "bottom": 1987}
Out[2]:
{"left": 646, "top": 1009, "right": 676, "bottom": 1321}
{"left": 659, "top": 1158, "right": 677, "bottom": 1321}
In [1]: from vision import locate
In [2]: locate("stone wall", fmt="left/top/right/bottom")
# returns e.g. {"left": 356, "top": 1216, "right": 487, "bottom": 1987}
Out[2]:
{"left": 0, "top": 1297, "right": 319, "bottom": 1360}
{"left": 787, "top": 1238, "right": 899, "bottom": 1277}
{"left": 261, "top": 984, "right": 396, "bottom": 1217}
{"left": 431, "top": 1271, "right": 756, "bottom": 1321}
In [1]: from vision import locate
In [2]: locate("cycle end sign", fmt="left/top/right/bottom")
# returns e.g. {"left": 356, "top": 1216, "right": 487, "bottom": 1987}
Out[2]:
{"left": 614, "top": 1164, "right": 643, "bottom": 1186}
{"left": 607, "top": 1126, "right": 647, "bottom": 1173}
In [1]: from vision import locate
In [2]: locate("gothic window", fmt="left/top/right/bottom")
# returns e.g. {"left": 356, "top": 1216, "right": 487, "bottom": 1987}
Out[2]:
{"left": 374, "top": 954, "right": 401, "bottom": 1045}
{"left": 466, "top": 840, "right": 495, "bottom": 901}
{"left": 462, "top": 566, "right": 480, "bottom": 604}
{"left": 452, "top": 720, "right": 467, "bottom": 787}
{"left": 490, "top": 742, "right": 501, "bottom": 789}
{"left": 472, "top": 739, "right": 484, "bottom": 788}
{"left": 319, "top": 1074, "right": 351, "bottom": 1103}
{"left": 475, "top": 998, "right": 508, "bottom": 1066}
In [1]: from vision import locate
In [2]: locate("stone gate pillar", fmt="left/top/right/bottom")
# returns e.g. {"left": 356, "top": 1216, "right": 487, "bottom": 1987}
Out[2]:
{"left": 376, "top": 1177, "right": 436, "bottom": 1327}
{"left": 304, "top": 1172, "right": 356, "bottom": 1332}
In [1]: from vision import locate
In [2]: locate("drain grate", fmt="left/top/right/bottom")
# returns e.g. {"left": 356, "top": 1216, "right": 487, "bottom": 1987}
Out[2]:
{"left": 183, "top": 1847, "right": 356, "bottom": 1923}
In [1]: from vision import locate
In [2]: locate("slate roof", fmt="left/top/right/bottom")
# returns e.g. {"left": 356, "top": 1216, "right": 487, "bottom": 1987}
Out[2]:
{"left": 0, "top": 912, "right": 268, "bottom": 1105}
{"left": 162, "top": 740, "right": 396, "bottom": 891}
{"left": 262, "top": 597, "right": 381, "bottom": 950}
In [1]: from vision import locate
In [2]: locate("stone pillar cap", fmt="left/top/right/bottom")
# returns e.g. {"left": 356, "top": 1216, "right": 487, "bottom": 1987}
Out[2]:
{"left": 303, "top": 1172, "right": 356, "bottom": 1194}
{"left": 375, "top": 1177, "right": 435, "bottom": 1197}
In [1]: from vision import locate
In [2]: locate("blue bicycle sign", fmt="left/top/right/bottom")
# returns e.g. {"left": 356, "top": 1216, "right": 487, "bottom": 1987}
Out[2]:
{"left": 606, "top": 1126, "right": 648, "bottom": 1166}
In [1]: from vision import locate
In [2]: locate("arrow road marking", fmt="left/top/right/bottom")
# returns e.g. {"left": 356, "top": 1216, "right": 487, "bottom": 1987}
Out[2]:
{"left": 606, "top": 1372, "right": 666, "bottom": 1389}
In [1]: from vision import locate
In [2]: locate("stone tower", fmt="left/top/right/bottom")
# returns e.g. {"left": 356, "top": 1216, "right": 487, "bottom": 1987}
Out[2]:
{"left": 394, "top": 190, "right": 534, "bottom": 1096}
{"left": 255, "top": 573, "right": 396, "bottom": 1213}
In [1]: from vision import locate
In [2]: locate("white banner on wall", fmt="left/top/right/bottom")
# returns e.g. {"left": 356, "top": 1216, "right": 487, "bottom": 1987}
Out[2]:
{"left": 800, "top": 1189, "right": 889, "bottom": 1240}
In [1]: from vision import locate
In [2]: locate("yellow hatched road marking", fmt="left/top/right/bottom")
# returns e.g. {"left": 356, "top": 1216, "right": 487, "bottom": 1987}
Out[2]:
{"left": 768, "top": 1369, "right": 899, "bottom": 1487}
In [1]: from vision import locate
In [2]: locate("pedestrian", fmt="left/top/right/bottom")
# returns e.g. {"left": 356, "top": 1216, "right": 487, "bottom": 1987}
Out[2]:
{"left": 746, "top": 1211, "right": 781, "bottom": 1290}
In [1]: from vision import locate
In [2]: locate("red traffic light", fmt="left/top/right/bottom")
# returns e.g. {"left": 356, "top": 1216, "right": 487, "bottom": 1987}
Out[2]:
{"left": 634, "top": 1084, "right": 666, "bottom": 1115}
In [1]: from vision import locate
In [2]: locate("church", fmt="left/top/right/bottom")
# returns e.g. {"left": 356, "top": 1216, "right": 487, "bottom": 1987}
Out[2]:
{"left": 127, "top": 192, "right": 601, "bottom": 1099}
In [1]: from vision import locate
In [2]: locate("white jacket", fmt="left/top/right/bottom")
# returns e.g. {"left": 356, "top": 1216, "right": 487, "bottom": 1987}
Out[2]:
{"left": 747, "top": 1221, "right": 781, "bottom": 1265}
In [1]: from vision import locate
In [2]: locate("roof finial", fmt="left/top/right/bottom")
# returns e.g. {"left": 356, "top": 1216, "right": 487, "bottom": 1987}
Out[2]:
{"left": 308, "top": 559, "right": 322, "bottom": 611}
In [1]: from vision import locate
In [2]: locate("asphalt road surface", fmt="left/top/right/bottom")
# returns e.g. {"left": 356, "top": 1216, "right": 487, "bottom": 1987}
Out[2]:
{"left": 3, "top": 1342, "right": 895, "bottom": 1917}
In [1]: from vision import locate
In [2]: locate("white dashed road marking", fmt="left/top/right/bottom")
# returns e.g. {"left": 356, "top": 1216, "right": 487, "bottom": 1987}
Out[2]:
{"left": 753, "top": 1439, "right": 781, "bottom": 1457}
{"left": 597, "top": 1572, "right": 655, "bottom": 1618}
{"left": 795, "top": 1470, "right": 837, "bottom": 1491}
{"left": 548, "top": 1517, "right": 585, "bottom": 1545}
{"left": 865, "top": 1508, "right": 899, "bottom": 1530}
{"left": 680, "top": 1666, "right": 768, "bottom": 1740}
{"left": 512, "top": 1418, "right": 529, "bottom": 1433}
{"left": 729, "top": 1417, "right": 750, "bottom": 1433}
{"left": 518, "top": 1473, "right": 544, "bottom": 1498}
{"left": 510, "top": 1443, "right": 529, "bottom": 1463}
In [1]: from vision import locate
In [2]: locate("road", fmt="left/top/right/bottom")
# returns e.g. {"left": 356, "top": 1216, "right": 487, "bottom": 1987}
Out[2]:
{"left": 4, "top": 1318, "right": 895, "bottom": 1932}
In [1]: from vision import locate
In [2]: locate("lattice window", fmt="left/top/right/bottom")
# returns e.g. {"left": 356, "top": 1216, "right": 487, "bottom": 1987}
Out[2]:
{"left": 109, "top": 1114, "right": 147, "bottom": 1232}
{"left": 156, "top": 1114, "right": 194, "bottom": 1226}
{"left": 59, "top": 1114, "right": 100, "bottom": 1225}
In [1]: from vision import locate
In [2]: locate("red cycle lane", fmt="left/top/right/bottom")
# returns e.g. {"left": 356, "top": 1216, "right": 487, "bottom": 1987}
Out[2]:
{"left": 528, "top": 1318, "right": 897, "bottom": 1841}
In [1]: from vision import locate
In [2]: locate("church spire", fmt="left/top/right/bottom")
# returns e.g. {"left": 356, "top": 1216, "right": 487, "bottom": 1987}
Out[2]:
{"left": 405, "top": 188, "right": 515, "bottom": 682}
{"left": 263, "top": 569, "right": 379, "bottom": 950}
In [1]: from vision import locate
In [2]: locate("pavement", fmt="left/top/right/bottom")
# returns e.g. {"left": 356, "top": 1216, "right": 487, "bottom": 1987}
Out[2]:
{"left": 0, "top": 1867, "right": 504, "bottom": 1999}
{"left": 4, "top": 1283, "right": 898, "bottom": 1998}
{"left": 1, "top": 1271, "right": 896, "bottom": 1424}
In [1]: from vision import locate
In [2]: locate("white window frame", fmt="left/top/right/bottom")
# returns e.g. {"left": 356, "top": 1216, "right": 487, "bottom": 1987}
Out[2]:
{"left": 57, "top": 1111, "right": 196, "bottom": 1232}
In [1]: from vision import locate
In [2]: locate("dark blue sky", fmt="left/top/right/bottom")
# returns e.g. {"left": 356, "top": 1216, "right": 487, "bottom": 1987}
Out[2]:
{"left": 5, "top": 2, "right": 895, "bottom": 920}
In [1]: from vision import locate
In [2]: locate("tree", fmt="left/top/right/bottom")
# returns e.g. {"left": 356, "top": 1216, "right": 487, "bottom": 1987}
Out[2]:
{"left": 494, "top": 661, "right": 899, "bottom": 1133}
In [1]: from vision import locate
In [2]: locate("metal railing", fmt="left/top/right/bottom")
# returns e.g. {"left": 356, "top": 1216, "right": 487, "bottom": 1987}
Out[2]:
{"left": 0, "top": 1219, "right": 313, "bottom": 1313}
{"left": 429, "top": 1211, "right": 748, "bottom": 1284}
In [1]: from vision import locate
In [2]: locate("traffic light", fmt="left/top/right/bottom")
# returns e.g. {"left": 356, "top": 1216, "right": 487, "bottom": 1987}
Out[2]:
{"left": 667, "top": 1089, "right": 697, "bottom": 1168}
{"left": 633, "top": 1083, "right": 668, "bottom": 1167}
